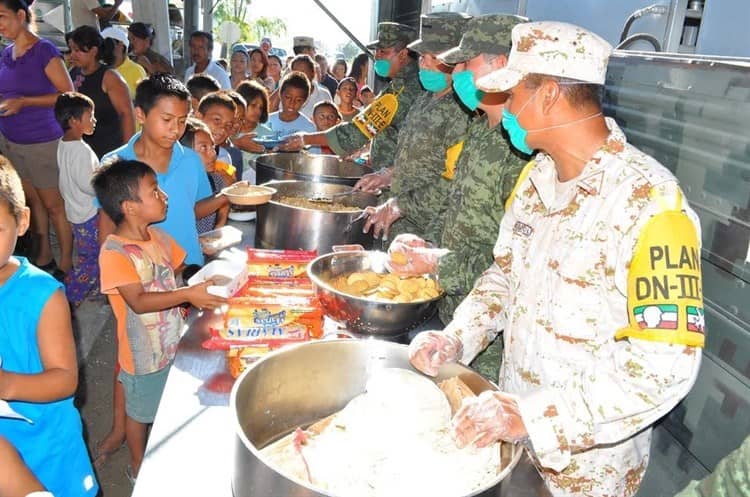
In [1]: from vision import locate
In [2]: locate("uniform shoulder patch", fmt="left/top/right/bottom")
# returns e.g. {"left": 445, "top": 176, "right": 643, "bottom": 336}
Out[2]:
{"left": 352, "top": 93, "right": 399, "bottom": 140}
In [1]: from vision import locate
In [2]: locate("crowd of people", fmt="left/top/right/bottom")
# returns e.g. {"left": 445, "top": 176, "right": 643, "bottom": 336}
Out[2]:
{"left": 0, "top": 0, "right": 735, "bottom": 497}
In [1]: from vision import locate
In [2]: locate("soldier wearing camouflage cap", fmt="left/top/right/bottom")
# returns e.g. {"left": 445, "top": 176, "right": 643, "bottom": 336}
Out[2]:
{"left": 389, "top": 14, "right": 528, "bottom": 330}
{"left": 293, "top": 36, "right": 315, "bottom": 56}
{"left": 363, "top": 12, "right": 473, "bottom": 241}
{"left": 280, "top": 21, "right": 426, "bottom": 182}
{"left": 409, "top": 22, "right": 703, "bottom": 497}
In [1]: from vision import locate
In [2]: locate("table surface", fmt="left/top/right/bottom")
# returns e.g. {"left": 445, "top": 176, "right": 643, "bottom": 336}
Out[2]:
{"left": 132, "top": 220, "right": 551, "bottom": 497}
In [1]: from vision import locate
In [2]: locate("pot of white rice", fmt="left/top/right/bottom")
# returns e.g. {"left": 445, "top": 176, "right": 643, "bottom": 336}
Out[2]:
{"left": 230, "top": 340, "right": 523, "bottom": 497}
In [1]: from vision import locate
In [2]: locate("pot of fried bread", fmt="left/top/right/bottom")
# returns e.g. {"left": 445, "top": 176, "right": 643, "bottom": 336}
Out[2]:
{"left": 230, "top": 340, "right": 522, "bottom": 497}
{"left": 307, "top": 250, "right": 443, "bottom": 336}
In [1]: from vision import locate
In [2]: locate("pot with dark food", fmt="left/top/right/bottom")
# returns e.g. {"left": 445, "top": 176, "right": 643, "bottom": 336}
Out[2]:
{"left": 255, "top": 152, "right": 374, "bottom": 186}
{"left": 231, "top": 340, "right": 522, "bottom": 497}
{"left": 307, "top": 250, "right": 443, "bottom": 337}
{"left": 256, "top": 181, "right": 378, "bottom": 254}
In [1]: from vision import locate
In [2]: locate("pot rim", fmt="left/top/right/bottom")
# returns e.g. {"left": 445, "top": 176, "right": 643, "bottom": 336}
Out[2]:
{"left": 229, "top": 340, "right": 524, "bottom": 497}
{"left": 256, "top": 153, "right": 374, "bottom": 181}
{"left": 306, "top": 250, "right": 445, "bottom": 306}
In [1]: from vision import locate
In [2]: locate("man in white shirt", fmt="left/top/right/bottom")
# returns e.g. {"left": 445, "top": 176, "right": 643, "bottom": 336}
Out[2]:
{"left": 184, "top": 31, "right": 231, "bottom": 89}
{"left": 290, "top": 54, "right": 332, "bottom": 120}
{"left": 71, "top": 0, "right": 122, "bottom": 30}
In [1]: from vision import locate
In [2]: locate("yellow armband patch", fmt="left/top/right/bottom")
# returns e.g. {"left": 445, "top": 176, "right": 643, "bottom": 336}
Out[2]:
{"left": 615, "top": 192, "right": 704, "bottom": 348}
{"left": 504, "top": 160, "right": 536, "bottom": 212}
{"left": 442, "top": 141, "right": 464, "bottom": 180}
{"left": 352, "top": 93, "right": 399, "bottom": 140}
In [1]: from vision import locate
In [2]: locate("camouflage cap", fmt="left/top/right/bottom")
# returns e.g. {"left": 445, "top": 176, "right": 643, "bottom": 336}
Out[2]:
{"left": 293, "top": 36, "right": 314, "bottom": 48}
{"left": 366, "top": 22, "right": 418, "bottom": 50}
{"left": 438, "top": 14, "right": 529, "bottom": 64}
{"left": 407, "top": 12, "right": 472, "bottom": 55}
{"left": 477, "top": 22, "right": 613, "bottom": 92}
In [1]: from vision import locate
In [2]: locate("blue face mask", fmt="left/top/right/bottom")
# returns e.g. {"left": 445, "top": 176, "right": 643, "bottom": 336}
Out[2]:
{"left": 374, "top": 59, "right": 391, "bottom": 78}
{"left": 418, "top": 69, "right": 449, "bottom": 93}
{"left": 452, "top": 70, "right": 484, "bottom": 111}
{"left": 501, "top": 108, "right": 534, "bottom": 155}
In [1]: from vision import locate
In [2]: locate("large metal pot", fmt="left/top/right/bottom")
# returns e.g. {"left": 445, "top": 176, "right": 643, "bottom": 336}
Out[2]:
{"left": 307, "top": 250, "right": 442, "bottom": 337}
{"left": 231, "top": 340, "right": 522, "bottom": 497}
{"left": 256, "top": 180, "right": 378, "bottom": 254}
{"left": 256, "top": 152, "right": 374, "bottom": 186}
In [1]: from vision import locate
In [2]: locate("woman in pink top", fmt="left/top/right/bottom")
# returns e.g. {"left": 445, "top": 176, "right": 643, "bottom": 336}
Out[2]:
{"left": 0, "top": 0, "right": 75, "bottom": 279}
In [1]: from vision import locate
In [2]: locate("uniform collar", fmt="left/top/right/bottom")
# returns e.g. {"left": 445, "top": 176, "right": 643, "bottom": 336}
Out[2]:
{"left": 392, "top": 59, "right": 419, "bottom": 86}
{"left": 530, "top": 117, "right": 628, "bottom": 208}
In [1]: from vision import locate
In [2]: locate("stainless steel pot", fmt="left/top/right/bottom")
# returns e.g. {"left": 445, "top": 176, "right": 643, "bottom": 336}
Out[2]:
{"left": 231, "top": 340, "right": 522, "bottom": 497}
{"left": 307, "top": 250, "right": 442, "bottom": 337}
{"left": 255, "top": 180, "right": 378, "bottom": 254}
{"left": 256, "top": 152, "right": 374, "bottom": 186}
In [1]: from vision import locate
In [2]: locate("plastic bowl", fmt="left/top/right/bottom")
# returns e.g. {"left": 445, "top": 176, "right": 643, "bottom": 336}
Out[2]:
{"left": 222, "top": 185, "right": 276, "bottom": 206}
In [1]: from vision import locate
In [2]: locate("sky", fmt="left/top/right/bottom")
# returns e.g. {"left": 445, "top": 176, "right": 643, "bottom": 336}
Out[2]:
{"left": 243, "top": 0, "right": 374, "bottom": 56}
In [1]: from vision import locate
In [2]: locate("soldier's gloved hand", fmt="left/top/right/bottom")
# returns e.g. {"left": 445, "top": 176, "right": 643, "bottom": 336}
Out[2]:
{"left": 278, "top": 133, "right": 306, "bottom": 152}
{"left": 387, "top": 234, "right": 448, "bottom": 275}
{"left": 363, "top": 199, "right": 403, "bottom": 240}
{"left": 353, "top": 167, "right": 392, "bottom": 193}
{"left": 451, "top": 391, "right": 528, "bottom": 449}
{"left": 408, "top": 330, "right": 463, "bottom": 377}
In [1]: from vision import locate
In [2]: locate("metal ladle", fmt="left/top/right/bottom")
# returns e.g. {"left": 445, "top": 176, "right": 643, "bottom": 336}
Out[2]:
{"left": 307, "top": 189, "right": 356, "bottom": 204}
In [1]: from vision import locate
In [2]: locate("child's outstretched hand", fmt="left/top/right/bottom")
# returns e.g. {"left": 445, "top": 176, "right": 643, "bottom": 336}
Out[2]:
{"left": 184, "top": 280, "right": 227, "bottom": 310}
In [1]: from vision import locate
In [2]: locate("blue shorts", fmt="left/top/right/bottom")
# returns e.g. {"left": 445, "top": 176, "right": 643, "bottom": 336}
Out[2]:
{"left": 118, "top": 365, "right": 171, "bottom": 423}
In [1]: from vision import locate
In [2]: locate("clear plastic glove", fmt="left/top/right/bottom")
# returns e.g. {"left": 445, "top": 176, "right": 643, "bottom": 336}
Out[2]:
{"left": 451, "top": 391, "right": 529, "bottom": 449}
{"left": 363, "top": 198, "right": 402, "bottom": 240}
{"left": 353, "top": 167, "right": 392, "bottom": 193}
{"left": 387, "top": 234, "right": 448, "bottom": 275}
{"left": 278, "top": 133, "right": 306, "bottom": 152}
{"left": 408, "top": 330, "right": 463, "bottom": 377}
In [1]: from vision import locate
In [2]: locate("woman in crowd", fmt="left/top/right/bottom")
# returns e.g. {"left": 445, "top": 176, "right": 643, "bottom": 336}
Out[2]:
{"left": 234, "top": 80, "right": 272, "bottom": 183}
{"left": 336, "top": 76, "right": 359, "bottom": 122}
{"left": 126, "top": 22, "right": 174, "bottom": 75}
{"left": 67, "top": 25, "right": 134, "bottom": 158}
{"left": 267, "top": 54, "right": 283, "bottom": 89}
{"left": 229, "top": 46, "right": 249, "bottom": 89}
{"left": 100, "top": 26, "right": 147, "bottom": 99}
{"left": 249, "top": 48, "right": 274, "bottom": 92}
{"left": 0, "top": 0, "right": 74, "bottom": 279}
{"left": 348, "top": 53, "right": 369, "bottom": 102}
{"left": 331, "top": 58, "right": 347, "bottom": 81}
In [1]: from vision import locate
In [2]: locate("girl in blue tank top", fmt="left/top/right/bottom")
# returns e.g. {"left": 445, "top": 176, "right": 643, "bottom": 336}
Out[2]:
{"left": 0, "top": 159, "right": 98, "bottom": 496}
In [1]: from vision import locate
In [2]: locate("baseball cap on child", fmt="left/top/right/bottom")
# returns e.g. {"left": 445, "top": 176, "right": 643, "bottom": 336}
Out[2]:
{"left": 476, "top": 21, "right": 613, "bottom": 92}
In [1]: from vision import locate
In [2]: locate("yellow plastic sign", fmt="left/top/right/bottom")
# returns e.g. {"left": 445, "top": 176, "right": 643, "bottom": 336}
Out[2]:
{"left": 615, "top": 192, "right": 704, "bottom": 347}
{"left": 353, "top": 93, "right": 399, "bottom": 140}
{"left": 442, "top": 141, "right": 464, "bottom": 180}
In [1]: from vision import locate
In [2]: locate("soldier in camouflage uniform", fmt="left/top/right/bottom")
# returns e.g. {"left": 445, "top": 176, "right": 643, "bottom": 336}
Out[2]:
{"left": 280, "top": 23, "right": 426, "bottom": 182}
{"left": 421, "top": 14, "right": 529, "bottom": 379}
{"left": 363, "top": 12, "right": 473, "bottom": 241}
{"left": 409, "top": 22, "right": 704, "bottom": 497}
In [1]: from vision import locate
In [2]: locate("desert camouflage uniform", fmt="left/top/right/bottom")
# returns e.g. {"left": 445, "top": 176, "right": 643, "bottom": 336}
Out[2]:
{"left": 326, "top": 60, "right": 425, "bottom": 171}
{"left": 444, "top": 119, "right": 703, "bottom": 497}
{"left": 674, "top": 434, "right": 750, "bottom": 497}
{"left": 386, "top": 90, "right": 470, "bottom": 239}
{"left": 427, "top": 114, "right": 526, "bottom": 324}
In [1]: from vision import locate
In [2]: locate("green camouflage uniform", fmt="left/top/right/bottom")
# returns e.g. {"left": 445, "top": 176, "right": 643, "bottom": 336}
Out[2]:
{"left": 387, "top": 91, "right": 470, "bottom": 239}
{"left": 386, "top": 12, "right": 473, "bottom": 239}
{"left": 430, "top": 114, "right": 526, "bottom": 322}
{"left": 674, "top": 434, "right": 750, "bottom": 497}
{"left": 430, "top": 115, "right": 526, "bottom": 379}
{"left": 430, "top": 13, "right": 530, "bottom": 380}
{"left": 326, "top": 23, "right": 426, "bottom": 171}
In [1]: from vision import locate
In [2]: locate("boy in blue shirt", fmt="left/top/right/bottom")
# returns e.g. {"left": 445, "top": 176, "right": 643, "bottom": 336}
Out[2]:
{"left": 0, "top": 157, "right": 98, "bottom": 496}
{"left": 100, "top": 73, "right": 232, "bottom": 266}
{"left": 267, "top": 71, "right": 316, "bottom": 136}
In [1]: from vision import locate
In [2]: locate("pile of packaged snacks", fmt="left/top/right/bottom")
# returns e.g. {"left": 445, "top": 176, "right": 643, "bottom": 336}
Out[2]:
{"left": 203, "top": 248, "right": 322, "bottom": 377}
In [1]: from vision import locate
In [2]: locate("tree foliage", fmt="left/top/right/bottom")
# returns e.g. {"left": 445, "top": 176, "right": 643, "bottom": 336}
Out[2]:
{"left": 213, "top": 0, "right": 287, "bottom": 44}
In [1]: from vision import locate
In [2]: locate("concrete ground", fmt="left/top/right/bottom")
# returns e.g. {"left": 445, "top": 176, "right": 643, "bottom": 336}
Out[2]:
{"left": 73, "top": 298, "right": 132, "bottom": 497}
